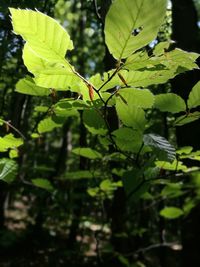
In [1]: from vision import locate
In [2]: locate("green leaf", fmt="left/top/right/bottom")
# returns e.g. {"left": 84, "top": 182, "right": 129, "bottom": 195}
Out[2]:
{"left": 23, "top": 43, "right": 85, "bottom": 94}
{"left": 0, "top": 158, "right": 18, "bottom": 183}
{"left": 71, "top": 100, "right": 90, "bottom": 109}
{"left": 63, "top": 171, "right": 95, "bottom": 180}
{"left": 9, "top": 149, "right": 18, "bottom": 159}
{"left": 16, "top": 77, "right": 50, "bottom": 96}
{"left": 118, "top": 88, "right": 154, "bottom": 109}
{"left": 188, "top": 81, "right": 200, "bottom": 109}
{"left": 34, "top": 71, "right": 77, "bottom": 89}
{"left": 32, "top": 178, "right": 54, "bottom": 192}
{"left": 54, "top": 108, "right": 78, "bottom": 118}
{"left": 89, "top": 71, "right": 119, "bottom": 92}
{"left": 160, "top": 207, "right": 184, "bottom": 219}
{"left": 22, "top": 43, "right": 70, "bottom": 76}
{"left": 9, "top": 8, "right": 73, "bottom": 62}
{"left": 143, "top": 134, "right": 176, "bottom": 162}
{"left": 124, "top": 50, "right": 161, "bottom": 71}
{"left": 34, "top": 106, "right": 49, "bottom": 113}
{"left": 155, "top": 160, "right": 187, "bottom": 171}
{"left": 118, "top": 69, "right": 177, "bottom": 87}
{"left": 124, "top": 47, "right": 199, "bottom": 73}
{"left": 176, "top": 146, "right": 193, "bottom": 155}
{"left": 112, "top": 128, "right": 143, "bottom": 152}
{"left": 105, "top": 0, "right": 167, "bottom": 59}
{"left": 90, "top": 68, "right": 178, "bottom": 93}
{"left": 118, "top": 255, "right": 130, "bottom": 267}
{"left": 54, "top": 102, "right": 79, "bottom": 117}
{"left": 174, "top": 112, "right": 200, "bottom": 126}
{"left": 38, "top": 117, "right": 63, "bottom": 133}
{"left": 0, "top": 134, "right": 23, "bottom": 152}
{"left": 31, "top": 133, "right": 40, "bottom": 139}
{"left": 100, "top": 179, "right": 122, "bottom": 192}
{"left": 161, "top": 183, "right": 183, "bottom": 198}
{"left": 123, "top": 170, "right": 149, "bottom": 202}
{"left": 72, "top": 148, "right": 102, "bottom": 159}
{"left": 153, "top": 41, "right": 171, "bottom": 56}
{"left": 87, "top": 187, "right": 99, "bottom": 197}
{"left": 163, "top": 49, "right": 199, "bottom": 71}
{"left": 34, "top": 71, "right": 90, "bottom": 99}
{"left": 83, "top": 109, "right": 107, "bottom": 135}
{"left": 155, "top": 93, "right": 186, "bottom": 113}
{"left": 116, "top": 97, "right": 147, "bottom": 132}
{"left": 183, "top": 199, "right": 196, "bottom": 215}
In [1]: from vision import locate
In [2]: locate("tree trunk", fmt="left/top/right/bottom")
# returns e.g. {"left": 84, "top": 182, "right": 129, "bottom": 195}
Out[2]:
{"left": 98, "top": 2, "right": 130, "bottom": 265}
{"left": 171, "top": 1, "right": 200, "bottom": 266}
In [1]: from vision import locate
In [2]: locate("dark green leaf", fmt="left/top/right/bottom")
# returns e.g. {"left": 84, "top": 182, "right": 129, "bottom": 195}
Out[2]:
{"left": 143, "top": 134, "right": 176, "bottom": 162}
{"left": 72, "top": 148, "right": 102, "bottom": 159}
{"left": 0, "top": 158, "right": 18, "bottom": 183}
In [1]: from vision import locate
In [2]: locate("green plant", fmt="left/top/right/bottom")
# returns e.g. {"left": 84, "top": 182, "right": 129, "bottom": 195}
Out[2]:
{"left": 4, "top": 0, "right": 199, "bottom": 220}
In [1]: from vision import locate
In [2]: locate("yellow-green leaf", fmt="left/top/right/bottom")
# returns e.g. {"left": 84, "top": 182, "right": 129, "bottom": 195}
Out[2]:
{"left": 16, "top": 77, "right": 50, "bottom": 96}
{"left": 105, "top": 0, "right": 167, "bottom": 60}
{"left": 9, "top": 8, "right": 73, "bottom": 62}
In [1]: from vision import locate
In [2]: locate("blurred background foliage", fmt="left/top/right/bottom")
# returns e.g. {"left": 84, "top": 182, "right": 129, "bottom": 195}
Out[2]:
{"left": 0, "top": 0, "right": 200, "bottom": 266}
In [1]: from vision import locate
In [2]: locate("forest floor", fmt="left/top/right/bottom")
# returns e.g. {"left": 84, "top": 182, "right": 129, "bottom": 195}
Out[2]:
{"left": 0, "top": 199, "right": 105, "bottom": 267}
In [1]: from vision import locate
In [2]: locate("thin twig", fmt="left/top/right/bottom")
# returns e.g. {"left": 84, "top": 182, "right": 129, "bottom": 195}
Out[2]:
{"left": 122, "top": 242, "right": 182, "bottom": 257}
{"left": 98, "top": 67, "right": 121, "bottom": 92}
{"left": 0, "top": 119, "right": 26, "bottom": 140}
{"left": 93, "top": 0, "right": 102, "bottom": 22}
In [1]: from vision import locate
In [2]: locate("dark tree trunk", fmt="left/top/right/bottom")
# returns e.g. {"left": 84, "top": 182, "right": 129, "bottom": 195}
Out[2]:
{"left": 98, "top": 2, "right": 129, "bottom": 265}
{"left": 171, "top": 1, "right": 200, "bottom": 266}
{"left": 67, "top": 0, "right": 88, "bottom": 250}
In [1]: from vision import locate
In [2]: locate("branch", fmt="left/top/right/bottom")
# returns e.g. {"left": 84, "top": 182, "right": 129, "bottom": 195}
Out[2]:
{"left": 93, "top": 0, "right": 102, "bottom": 22}
{"left": 124, "top": 242, "right": 182, "bottom": 256}
{"left": 97, "top": 67, "right": 120, "bottom": 92}
{"left": 0, "top": 119, "right": 26, "bottom": 140}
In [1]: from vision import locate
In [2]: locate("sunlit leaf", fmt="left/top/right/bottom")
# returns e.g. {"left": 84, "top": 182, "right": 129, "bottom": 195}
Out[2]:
{"left": 100, "top": 179, "right": 122, "bottom": 192}
{"left": 118, "top": 69, "right": 177, "bottom": 87}
{"left": 38, "top": 117, "right": 63, "bottom": 133}
{"left": 22, "top": 43, "right": 72, "bottom": 76}
{"left": 10, "top": 8, "right": 73, "bottom": 62}
{"left": 155, "top": 160, "right": 187, "bottom": 171}
{"left": 0, "top": 134, "right": 23, "bottom": 152}
{"left": 176, "top": 146, "right": 193, "bottom": 155}
{"left": 174, "top": 112, "right": 200, "bottom": 126}
{"left": 9, "top": 149, "right": 18, "bottom": 159}
{"left": 32, "top": 178, "right": 54, "bottom": 192}
{"left": 105, "top": 0, "right": 167, "bottom": 59}
{"left": 153, "top": 41, "right": 171, "bottom": 56}
{"left": 124, "top": 51, "right": 161, "bottom": 71}
{"left": 160, "top": 207, "right": 184, "bottom": 219}
{"left": 16, "top": 77, "right": 50, "bottom": 96}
